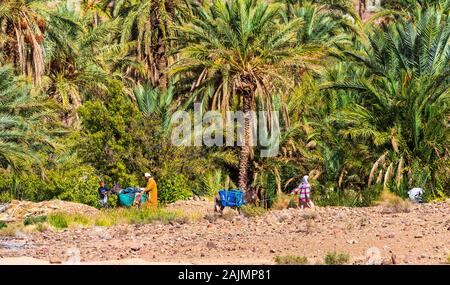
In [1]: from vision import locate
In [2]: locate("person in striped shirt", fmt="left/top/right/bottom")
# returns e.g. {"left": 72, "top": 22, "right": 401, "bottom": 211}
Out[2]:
{"left": 292, "top": 175, "right": 313, "bottom": 209}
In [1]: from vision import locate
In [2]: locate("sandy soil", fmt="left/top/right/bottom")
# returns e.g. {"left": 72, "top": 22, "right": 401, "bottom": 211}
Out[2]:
{"left": 0, "top": 200, "right": 449, "bottom": 265}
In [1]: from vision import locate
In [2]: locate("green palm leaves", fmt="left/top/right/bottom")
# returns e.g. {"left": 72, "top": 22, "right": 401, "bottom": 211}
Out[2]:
{"left": 133, "top": 82, "right": 177, "bottom": 132}
{"left": 0, "top": 65, "right": 57, "bottom": 171}
{"left": 171, "top": 0, "right": 321, "bottom": 111}
{"left": 330, "top": 5, "right": 449, "bottom": 193}
{"left": 101, "top": 0, "right": 180, "bottom": 87}
{"left": 170, "top": 0, "right": 324, "bottom": 193}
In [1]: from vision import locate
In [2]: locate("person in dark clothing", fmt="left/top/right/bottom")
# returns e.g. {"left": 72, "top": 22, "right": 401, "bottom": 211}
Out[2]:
{"left": 98, "top": 181, "right": 109, "bottom": 208}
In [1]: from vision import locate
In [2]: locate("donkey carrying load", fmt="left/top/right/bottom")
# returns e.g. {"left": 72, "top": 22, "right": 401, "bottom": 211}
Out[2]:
{"left": 214, "top": 189, "right": 256, "bottom": 214}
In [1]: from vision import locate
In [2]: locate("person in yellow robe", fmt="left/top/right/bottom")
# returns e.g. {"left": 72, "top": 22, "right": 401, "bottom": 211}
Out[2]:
{"left": 144, "top": 173, "right": 158, "bottom": 207}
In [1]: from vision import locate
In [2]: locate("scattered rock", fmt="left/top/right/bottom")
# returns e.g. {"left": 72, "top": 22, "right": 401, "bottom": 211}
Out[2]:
{"left": 391, "top": 254, "right": 397, "bottom": 265}
{"left": 403, "top": 255, "right": 415, "bottom": 264}
{"left": 49, "top": 256, "right": 63, "bottom": 264}
{"left": 347, "top": 239, "right": 358, "bottom": 244}
{"left": 0, "top": 200, "right": 99, "bottom": 222}
{"left": 64, "top": 247, "right": 81, "bottom": 264}
{"left": 419, "top": 253, "right": 428, "bottom": 259}
{"left": 130, "top": 244, "right": 141, "bottom": 251}
{"left": 366, "top": 247, "right": 382, "bottom": 265}
{"left": 14, "top": 231, "right": 27, "bottom": 239}
{"left": 206, "top": 241, "right": 217, "bottom": 249}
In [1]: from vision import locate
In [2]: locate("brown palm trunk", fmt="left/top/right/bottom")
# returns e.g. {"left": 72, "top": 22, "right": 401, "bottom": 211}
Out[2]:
{"left": 155, "top": 35, "right": 168, "bottom": 90}
{"left": 359, "top": 0, "right": 367, "bottom": 18}
{"left": 3, "top": 21, "right": 17, "bottom": 67}
{"left": 238, "top": 92, "right": 252, "bottom": 194}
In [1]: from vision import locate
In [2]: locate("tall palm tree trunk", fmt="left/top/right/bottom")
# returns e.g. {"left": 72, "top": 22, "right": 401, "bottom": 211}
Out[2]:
{"left": 238, "top": 92, "right": 252, "bottom": 194}
{"left": 155, "top": 35, "right": 168, "bottom": 90}
{"left": 2, "top": 21, "right": 17, "bottom": 67}
{"left": 359, "top": 0, "right": 367, "bottom": 18}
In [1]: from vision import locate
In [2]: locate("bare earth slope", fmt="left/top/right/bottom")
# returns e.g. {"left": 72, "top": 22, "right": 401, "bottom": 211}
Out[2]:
{"left": 0, "top": 200, "right": 449, "bottom": 265}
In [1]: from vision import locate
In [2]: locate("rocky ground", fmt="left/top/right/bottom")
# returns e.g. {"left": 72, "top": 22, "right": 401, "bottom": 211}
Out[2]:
{"left": 0, "top": 200, "right": 99, "bottom": 222}
{"left": 0, "top": 200, "right": 449, "bottom": 265}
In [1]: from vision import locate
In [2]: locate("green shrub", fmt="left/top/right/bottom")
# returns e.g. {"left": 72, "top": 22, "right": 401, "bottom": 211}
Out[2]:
{"left": 93, "top": 207, "right": 185, "bottom": 226}
{"left": 324, "top": 252, "right": 350, "bottom": 265}
{"left": 35, "top": 223, "right": 48, "bottom": 232}
{"left": 77, "top": 81, "right": 153, "bottom": 188}
{"left": 47, "top": 213, "right": 69, "bottom": 229}
{"left": 376, "top": 191, "right": 412, "bottom": 213}
{"left": 94, "top": 216, "right": 115, "bottom": 227}
{"left": 24, "top": 215, "right": 47, "bottom": 226}
{"left": 240, "top": 205, "right": 266, "bottom": 217}
{"left": 313, "top": 184, "right": 383, "bottom": 207}
{"left": 0, "top": 165, "right": 102, "bottom": 208}
{"left": 158, "top": 174, "right": 192, "bottom": 205}
{"left": 275, "top": 255, "right": 308, "bottom": 265}
{"left": 70, "top": 214, "right": 93, "bottom": 226}
{"left": 0, "top": 190, "right": 13, "bottom": 203}
{"left": 0, "top": 221, "right": 6, "bottom": 230}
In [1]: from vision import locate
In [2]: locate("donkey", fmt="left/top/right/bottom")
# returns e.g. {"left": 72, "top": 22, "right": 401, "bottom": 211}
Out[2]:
{"left": 214, "top": 189, "right": 257, "bottom": 215}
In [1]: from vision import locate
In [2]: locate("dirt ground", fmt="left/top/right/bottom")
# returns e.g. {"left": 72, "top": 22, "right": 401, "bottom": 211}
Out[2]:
{"left": 0, "top": 199, "right": 449, "bottom": 265}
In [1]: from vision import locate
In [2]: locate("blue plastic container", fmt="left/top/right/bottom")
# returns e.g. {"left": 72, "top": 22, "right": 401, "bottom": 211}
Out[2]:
{"left": 118, "top": 192, "right": 148, "bottom": 207}
{"left": 218, "top": 189, "right": 245, "bottom": 207}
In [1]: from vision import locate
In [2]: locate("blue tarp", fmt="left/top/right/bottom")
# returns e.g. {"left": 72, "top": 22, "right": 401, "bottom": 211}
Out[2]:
{"left": 218, "top": 189, "right": 245, "bottom": 207}
{"left": 117, "top": 187, "right": 147, "bottom": 207}
{"left": 120, "top": 187, "right": 142, "bottom": 194}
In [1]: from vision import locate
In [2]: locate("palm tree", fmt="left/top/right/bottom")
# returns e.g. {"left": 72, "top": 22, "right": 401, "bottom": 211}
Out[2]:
{"left": 99, "top": 0, "right": 185, "bottom": 89}
{"left": 0, "top": 0, "right": 50, "bottom": 84}
{"left": 279, "top": 1, "right": 355, "bottom": 47}
{"left": 0, "top": 65, "right": 57, "bottom": 171}
{"left": 329, "top": 5, "right": 450, "bottom": 195}
{"left": 171, "top": 0, "right": 323, "bottom": 195}
{"left": 43, "top": 6, "right": 130, "bottom": 125}
{"left": 380, "top": 0, "right": 450, "bottom": 12}
{"left": 133, "top": 81, "right": 179, "bottom": 133}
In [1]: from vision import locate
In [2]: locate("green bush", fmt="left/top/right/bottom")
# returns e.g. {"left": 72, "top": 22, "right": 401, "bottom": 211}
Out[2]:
{"left": 275, "top": 255, "right": 308, "bottom": 265}
{"left": 35, "top": 223, "right": 48, "bottom": 232}
{"left": 47, "top": 213, "right": 69, "bottom": 229}
{"left": 313, "top": 184, "right": 383, "bottom": 207}
{"left": 324, "top": 252, "right": 350, "bottom": 265}
{"left": 0, "top": 191, "right": 13, "bottom": 203}
{"left": 0, "top": 164, "right": 102, "bottom": 208}
{"left": 24, "top": 216, "right": 47, "bottom": 226}
{"left": 0, "top": 221, "right": 6, "bottom": 230}
{"left": 77, "top": 80, "right": 152, "bottom": 188}
{"left": 158, "top": 174, "right": 192, "bottom": 205}
{"left": 41, "top": 207, "right": 191, "bottom": 228}
{"left": 240, "top": 205, "right": 266, "bottom": 217}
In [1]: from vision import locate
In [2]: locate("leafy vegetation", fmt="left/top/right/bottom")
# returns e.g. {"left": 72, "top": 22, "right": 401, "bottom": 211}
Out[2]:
{"left": 158, "top": 173, "right": 192, "bottom": 205}
{"left": 324, "top": 251, "right": 351, "bottom": 265}
{"left": 23, "top": 215, "right": 47, "bottom": 226}
{"left": 275, "top": 255, "right": 309, "bottom": 265}
{"left": 19, "top": 207, "right": 199, "bottom": 230}
{"left": 240, "top": 205, "right": 267, "bottom": 217}
{"left": 0, "top": 0, "right": 447, "bottom": 208}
